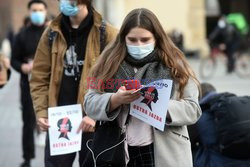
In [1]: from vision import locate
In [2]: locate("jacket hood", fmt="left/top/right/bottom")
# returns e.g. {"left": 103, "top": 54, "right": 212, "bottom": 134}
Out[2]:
{"left": 49, "top": 7, "right": 103, "bottom": 33}
{"left": 199, "top": 92, "right": 218, "bottom": 105}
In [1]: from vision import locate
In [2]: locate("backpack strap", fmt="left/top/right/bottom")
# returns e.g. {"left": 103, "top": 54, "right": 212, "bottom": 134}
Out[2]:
{"left": 48, "top": 28, "right": 57, "bottom": 49}
{"left": 47, "top": 20, "right": 106, "bottom": 52}
{"left": 99, "top": 20, "right": 106, "bottom": 53}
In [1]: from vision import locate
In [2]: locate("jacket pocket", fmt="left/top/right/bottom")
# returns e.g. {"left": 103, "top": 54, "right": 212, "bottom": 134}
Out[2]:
{"left": 171, "top": 131, "right": 189, "bottom": 141}
{"left": 165, "top": 128, "right": 190, "bottom": 144}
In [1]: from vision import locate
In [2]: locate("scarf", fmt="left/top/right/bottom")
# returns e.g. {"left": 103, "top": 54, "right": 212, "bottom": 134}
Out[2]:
{"left": 104, "top": 50, "right": 174, "bottom": 126}
{"left": 104, "top": 51, "right": 174, "bottom": 164}
{"left": 109, "top": 50, "right": 173, "bottom": 92}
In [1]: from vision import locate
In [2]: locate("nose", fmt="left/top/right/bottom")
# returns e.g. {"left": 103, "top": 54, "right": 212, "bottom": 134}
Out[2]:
{"left": 134, "top": 41, "right": 144, "bottom": 46}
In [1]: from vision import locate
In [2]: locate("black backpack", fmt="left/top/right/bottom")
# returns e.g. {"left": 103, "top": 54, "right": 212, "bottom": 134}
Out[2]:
{"left": 211, "top": 92, "right": 250, "bottom": 159}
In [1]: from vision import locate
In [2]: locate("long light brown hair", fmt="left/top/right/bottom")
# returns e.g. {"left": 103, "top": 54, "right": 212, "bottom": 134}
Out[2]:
{"left": 90, "top": 8, "right": 199, "bottom": 98}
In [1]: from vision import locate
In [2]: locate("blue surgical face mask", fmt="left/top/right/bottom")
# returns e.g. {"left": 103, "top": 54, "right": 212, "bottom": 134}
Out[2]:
{"left": 60, "top": 0, "right": 79, "bottom": 16}
{"left": 30, "top": 11, "right": 46, "bottom": 26}
{"left": 126, "top": 43, "right": 155, "bottom": 59}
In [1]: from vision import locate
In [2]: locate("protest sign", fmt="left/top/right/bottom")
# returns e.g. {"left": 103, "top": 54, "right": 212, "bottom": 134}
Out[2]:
{"left": 130, "top": 79, "right": 173, "bottom": 131}
{"left": 48, "top": 104, "right": 82, "bottom": 156}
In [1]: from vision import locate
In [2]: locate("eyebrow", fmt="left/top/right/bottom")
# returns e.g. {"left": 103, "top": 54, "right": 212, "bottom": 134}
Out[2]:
{"left": 141, "top": 37, "right": 151, "bottom": 40}
{"left": 127, "top": 37, "right": 136, "bottom": 39}
{"left": 127, "top": 37, "right": 151, "bottom": 40}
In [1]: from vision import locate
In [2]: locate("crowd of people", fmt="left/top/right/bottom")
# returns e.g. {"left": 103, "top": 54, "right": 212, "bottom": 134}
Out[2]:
{"left": 0, "top": 0, "right": 250, "bottom": 167}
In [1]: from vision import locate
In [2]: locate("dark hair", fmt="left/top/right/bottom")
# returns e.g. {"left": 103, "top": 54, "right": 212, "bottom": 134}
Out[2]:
{"left": 77, "top": 0, "right": 92, "bottom": 6}
{"left": 57, "top": 117, "right": 72, "bottom": 131}
{"left": 27, "top": 0, "right": 47, "bottom": 9}
{"left": 200, "top": 82, "right": 216, "bottom": 98}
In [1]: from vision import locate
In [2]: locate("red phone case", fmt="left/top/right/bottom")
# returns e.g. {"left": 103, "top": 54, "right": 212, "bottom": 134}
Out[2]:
{"left": 124, "top": 80, "right": 141, "bottom": 90}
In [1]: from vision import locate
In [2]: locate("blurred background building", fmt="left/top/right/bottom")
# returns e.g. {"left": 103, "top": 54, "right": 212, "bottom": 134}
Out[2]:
{"left": 0, "top": 1, "right": 250, "bottom": 166}
{"left": 94, "top": 0, "right": 206, "bottom": 51}
{"left": 206, "top": 0, "right": 250, "bottom": 35}
{"left": 0, "top": 0, "right": 58, "bottom": 46}
{"left": 0, "top": 0, "right": 250, "bottom": 53}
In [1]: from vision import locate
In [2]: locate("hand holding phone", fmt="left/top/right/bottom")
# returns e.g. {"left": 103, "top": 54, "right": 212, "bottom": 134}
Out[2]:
{"left": 123, "top": 80, "right": 141, "bottom": 90}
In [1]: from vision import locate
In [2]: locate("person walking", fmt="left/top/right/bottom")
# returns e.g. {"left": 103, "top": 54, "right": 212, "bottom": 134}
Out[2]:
{"left": 84, "top": 8, "right": 201, "bottom": 167}
{"left": 208, "top": 15, "right": 242, "bottom": 73}
{"left": 11, "top": 1, "right": 48, "bottom": 166}
{"left": 29, "top": 0, "right": 117, "bottom": 166}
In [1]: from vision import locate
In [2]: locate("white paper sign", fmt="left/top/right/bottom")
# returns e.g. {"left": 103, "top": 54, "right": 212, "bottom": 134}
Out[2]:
{"left": 130, "top": 79, "right": 173, "bottom": 131}
{"left": 48, "top": 104, "right": 82, "bottom": 156}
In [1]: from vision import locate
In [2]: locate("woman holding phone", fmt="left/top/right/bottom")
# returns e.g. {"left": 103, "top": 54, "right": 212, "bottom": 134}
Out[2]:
{"left": 84, "top": 8, "right": 201, "bottom": 167}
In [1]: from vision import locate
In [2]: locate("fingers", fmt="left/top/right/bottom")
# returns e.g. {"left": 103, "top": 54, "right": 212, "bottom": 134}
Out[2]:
{"left": 130, "top": 93, "right": 141, "bottom": 101}
{"left": 119, "top": 89, "right": 141, "bottom": 98}
{"left": 21, "top": 63, "right": 33, "bottom": 74}
{"left": 126, "top": 89, "right": 140, "bottom": 95}
{"left": 38, "top": 123, "right": 49, "bottom": 131}
{"left": 114, "top": 87, "right": 142, "bottom": 106}
{"left": 82, "top": 124, "right": 95, "bottom": 132}
{"left": 77, "top": 121, "right": 94, "bottom": 133}
{"left": 122, "top": 89, "right": 141, "bottom": 103}
{"left": 37, "top": 118, "right": 50, "bottom": 132}
{"left": 119, "top": 86, "right": 126, "bottom": 91}
{"left": 130, "top": 89, "right": 141, "bottom": 94}
{"left": 77, "top": 116, "right": 96, "bottom": 133}
{"left": 81, "top": 123, "right": 95, "bottom": 132}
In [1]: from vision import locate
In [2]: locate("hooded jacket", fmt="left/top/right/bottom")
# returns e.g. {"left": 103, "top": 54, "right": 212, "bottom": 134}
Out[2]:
{"left": 30, "top": 9, "right": 117, "bottom": 119}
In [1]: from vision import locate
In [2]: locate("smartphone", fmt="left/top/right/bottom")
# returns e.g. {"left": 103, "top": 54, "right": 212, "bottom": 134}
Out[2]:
{"left": 123, "top": 80, "right": 141, "bottom": 90}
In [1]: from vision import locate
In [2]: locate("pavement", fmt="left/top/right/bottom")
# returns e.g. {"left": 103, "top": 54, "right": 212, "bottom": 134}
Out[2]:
{"left": 189, "top": 57, "right": 250, "bottom": 96}
{"left": 0, "top": 57, "right": 249, "bottom": 167}
{"left": 0, "top": 68, "right": 44, "bottom": 167}
{"left": 0, "top": 69, "right": 78, "bottom": 167}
